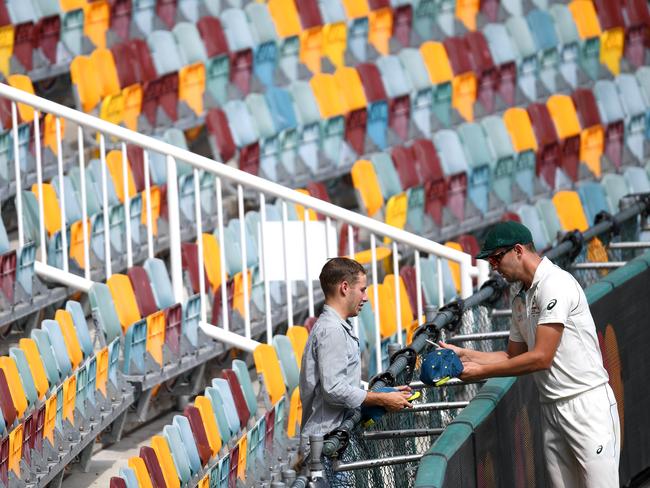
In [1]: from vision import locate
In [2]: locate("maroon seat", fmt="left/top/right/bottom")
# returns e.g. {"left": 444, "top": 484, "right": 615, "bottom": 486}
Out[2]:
{"left": 501, "top": 211, "right": 521, "bottom": 223}
{"left": 526, "top": 103, "right": 560, "bottom": 189}
{"left": 181, "top": 242, "right": 209, "bottom": 295}
{"left": 128, "top": 266, "right": 159, "bottom": 317}
{"left": 197, "top": 16, "right": 229, "bottom": 58}
{"left": 264, "top": 408, "right": 275, "bottom": 451}
{"left": 158, "top": 72, "right": 179, "bottom": 122}
{"left": 130, "top": 39, "right": 158, "bottom": 83}
{"left": 392, "top": 4, "right": 413, "bottom": 47}
{"left": 211, "top": 280, "right": 234, "bottom": 327}
{"left": 109, "top": 0, "right": 132, "bottom": 41}
{"left": 623, "top": 0, "right": 650, "bottom": 66}
{"left": 0, "top": 2, "right": 9, "bottom": 26}
{"left": 223, "top": 369, "right": 250, "bottom": 428}
{"left": 480, "top": 0, "right": 499, "bottom": 22}
{"left": 554, "top": 100, "right": 581, "bottom": 183}
{"left": 593, "top": 0, "right": 625, "bottom": 33}
{"left": 21, "top": 413, "right": 34, "bottom": 466}
{"left": 424, "top": 177, "right": 447, "bottom": 227}
{"left": 0, "top": 250, "right": 16, "bottom": 304}
{"left": 126, "top": 145, "right": 145, "bottom": 192}
{"left": 303, "top": 316, "right": 318, "bottom": 333}
{"left": 13, "top": 22, "right": 35, "bottom": 71}
{"left": 307, "top": 181, "right": 331, "bottom": 220}
{"left": 230, "top": 49, "right": 253, "bottom": 95}
{"left": 238, "top": 142, "right": 260, "bottom": 176}
{"left": 410, "top": 139, "right": 443, "bottom": 184}
{"left": 337, "top": 223, "right": 359, "bottom": 257}
{"left": 139, "top": 446, "right": 167, "bottom": 488}
{"left": 228, "top": 444, "right": 239, "bottom": 488}
{"left": 466, "top": 32, "right": 498, "bottom": 114}
{"left": 206, "top": 108, "right": 236, "bottom": 162}
{"left": 368, "top": 0, "right": 390, "bottom": 9}
{"left": 111, "top": 41, "right": 140, "bottom": 88}
{"left": 1, "top": 436, "right": 9, "bottom": 488}
{"left": 458, "top": 234, "right": 480, "bottom": 266}
{"left": 31, "top": 404, "right": 45, "bottom": 454}
{"left": 110, "top": 477, "right": 128, "bottom": 488}
{"left": 34, "top": 15, "right": 60, "bottom": 65}
{"left": 388, "top": 92, "right": 410, "bottom": 142}
{"left": 399, "top": 266, "right": 425, "bottom": 319}
{"left": 344, "top": 106, "right": 367, "bottom": 156}
{"left": 164, "top": 303, "right": 182, "bottom": 356}
{"left": 0, "top": 369, "right": 17, "bottom": 427}
{"left": 183, "top": 406, "right": 212, "bottom": 466}
{"left": 356, "top": 63, "right": 388, "bottom": 103}
{"left": 156, "top": 0, "right": 177, "bottom": 29}
{"left": 295, "top": 0, "right": 323, "bottom": 29}
{"left": 444, "top": 170, "right": 468, "bottom": 223}
{"left": 390, "top": 145, "right": 418, "bottom": 189}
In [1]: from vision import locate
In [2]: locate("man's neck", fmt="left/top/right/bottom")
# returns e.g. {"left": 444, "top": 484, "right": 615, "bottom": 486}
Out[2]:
{"left": 324, "top": 301, "right": 349, "bottom": 321}
{"left": 521, "top": 255, "right": 543, "bottom": 290}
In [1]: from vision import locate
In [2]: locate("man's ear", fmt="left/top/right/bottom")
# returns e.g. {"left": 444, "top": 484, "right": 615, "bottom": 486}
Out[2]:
{"left": 340, "top": 280, "right": 349, "bottom": 296}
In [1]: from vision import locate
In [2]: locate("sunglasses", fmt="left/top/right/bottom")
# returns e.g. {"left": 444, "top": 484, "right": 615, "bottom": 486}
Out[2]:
{"left": 487, "top": 245, "right": 516, "bottom": 266}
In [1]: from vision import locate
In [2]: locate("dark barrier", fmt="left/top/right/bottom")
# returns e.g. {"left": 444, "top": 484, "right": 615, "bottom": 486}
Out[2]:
{"left": 415, "top": 251, "right": 650, "bottom": 487}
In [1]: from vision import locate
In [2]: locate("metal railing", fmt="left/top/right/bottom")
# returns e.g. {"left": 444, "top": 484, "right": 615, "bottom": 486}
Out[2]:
{"left": 0, "top": 82, "right": 488, "bottom": 373}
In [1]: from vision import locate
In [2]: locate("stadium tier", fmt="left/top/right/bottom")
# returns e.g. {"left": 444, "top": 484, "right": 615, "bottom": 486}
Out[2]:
{"left": 0, "top": 0, "right": 649, "bottom": 486}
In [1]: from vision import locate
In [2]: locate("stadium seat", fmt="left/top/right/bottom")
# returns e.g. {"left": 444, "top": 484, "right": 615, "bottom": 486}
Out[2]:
{"left": 367, "top": 283, "right": 397, "bottom": 339}
{"left": 457, "top": 123, "right": 491, "bottom": 215}
{"left": 577, "top": 181, "right": 612, "bottom": 225}
{"left": 205, "top": 386, "right": 235, "bottom": 444}
{"left": 615, "top": 74, "right": 647, "bottom": 162}
{"left": 376, "top": 55, "right": 412, "bottom": 141}
{"left": 140, "top": 445, "right": 167, "bottom": 488}
{"left": 356, "top": 63, "right": 389, "bottom": 149}
{"left": 480, "top": 116, "right": 516, "bottom": 205}
{"left": 197, "top": 16, "right": 230, "bottom": 106}
{"left": 552, "top": 190, "right": 589, "bottom": 232}
{"left": 505, "top": 16, "right": 539, "bottom": 102}
{"left": 593, "top": 80, "right": 625, "bottom": 170}
{"left": 9, "top": 348, "right": 38, "bottom": 407}
{"left": 43, "top": 319, "right": 73, "bottom": 378}
{"left": 173, "top": 415, "right": 202, "bottom": 475}
{"left": 272, "top": 335, "right": 300, "bottom": 394}
{"left": 221, "top": 8, "right": 255, "bottom": 95}
{"left": 232, "top": 359, "right": 258, "bottom": 419}
{"left": 593, "top": 0, "right": 625, "bottom": 75}
{"left": 483, "top": 23, "right": 518, "bottom": 107}
{"left": 383, "top": 274, "right": 417, "bottom": 342}
{"left": 182, "top": 404, "right": 213, "bottom": 465}
{"left": 222, "top": 370, "right": 250, "bottom": 428}
{"left": 547, "top": 94, "right": 581, "bottom": 183}
{"left": 212, "top": 378, "right": 241, "bottom": 439}
{"left": 419, "top": 41, "right": 453, "bottom": 127}
{"left": 517, "top": 204, "right": 550, "bottom": 250}
{"left": 310, "top": 73, "right": 350, "bottom": 166}
{"left": 571, "top": 87, "right": 604, "bottom": 177}
{"left": 503, "top": 107, "right": 537, "bottom": 198}
{"left": 193, "top": 396, "right": 222, "bottom": 458}
{"left": 253, "top": 344, "right": 287, "bottom": 407}
{"left": 18, "top": 338, "right": 49, "bottom": 401}
{"left": 527, "top": 102, "right": 561, "bottom": 190}
{"left": 370, "top": 152, "right": 402, "bottom": 201}
{"left": 568, "top": 0, "right": 602, "bottom": 81}
{"left": 527, "top": 9, "right": 562, "bottom": 94}
{"left": 351, "top": 159, "right": 384, "bottom": 219}
{"left": 433, "top": 130, "right": 469, "bottom": 223}
{"left": 601, "top": 173, "right": 630, "bottom": 212}
{"left": 0, "top": 357, "right": 27, "bottom": 418}
{"left": 624, "top": 166, "right": 650, "bottom": 194}
{"left": 54, "top": 309, "right": 83, "bottom": 369}
{"left": 443, "top": 37, "right": 477, "bottom": 122}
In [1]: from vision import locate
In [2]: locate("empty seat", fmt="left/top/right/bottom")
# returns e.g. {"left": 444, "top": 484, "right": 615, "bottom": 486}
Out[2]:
{"left": 552, "top": 191, "right": 589, "bottom": 232}
{"left": 547, "top": 94, "right": 581, "bottom": 182}
{"left": 442, "top": 37, "right": 477, "bottom": 122}
{"left": 433, "top": 130, "right": 469, "bottom": 223}
{"left": 481, "top": 116, "right": 517, "bottom": 204}
{"left": 376, "top": 55, "right": 412, "bottom": 140}
{"left": 594, "top": 80, "right": 625, "bottom": 170}
{"left": 253, "top": 344, "right": 287, "bottom": 407}
{"left": 577, "top": 181, "right": 612, "bottom": 225}
{"left": 272, "top": 335, "right": 300, "bottom": 394}
{"left": 503, "top": 108, "right": 537, "bottom": 198}
{"left": 483, "top": 23, "right": 518, "bottom": 107}
{"left": 356, "top": 63, "right": 389, "bottom": 150}
{"left": 572, "top": 88, "right": 604, "bottom": 177}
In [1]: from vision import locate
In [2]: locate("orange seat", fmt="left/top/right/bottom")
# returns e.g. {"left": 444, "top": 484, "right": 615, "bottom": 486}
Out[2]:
{"left": 179, "top": 62, "right": 206, "bottom": 116}
{"left": 107, "top": 274, "right": 142, "bottom": 333}
{"left": 368, "top": 7, "right": 393, "bottom": 56}
{"left": 7, "top": 75, "right": 36, "bottom": 123}
{"left": 84, "top": 0, "right": 110, "bottom": 49}
{"left": 106, "top": 150, "right": 137, "bottom": 203}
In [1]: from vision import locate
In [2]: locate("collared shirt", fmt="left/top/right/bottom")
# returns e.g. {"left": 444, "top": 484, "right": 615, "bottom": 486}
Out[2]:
{"left": 299, "top": 304, "right": 367, "bottom": 446}
{"left": 510, "top": 257, "right": 609, "bottom": 402}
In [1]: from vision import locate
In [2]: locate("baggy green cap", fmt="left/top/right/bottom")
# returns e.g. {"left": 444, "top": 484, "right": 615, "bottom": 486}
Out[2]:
{"left": 476, "top": 221, "right": 533, "bottom": 259}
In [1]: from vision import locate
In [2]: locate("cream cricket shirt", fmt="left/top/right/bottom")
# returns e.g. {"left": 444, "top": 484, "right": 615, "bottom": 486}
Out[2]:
{"left": 510, "top": 257, "right": 609, "bottom": 402}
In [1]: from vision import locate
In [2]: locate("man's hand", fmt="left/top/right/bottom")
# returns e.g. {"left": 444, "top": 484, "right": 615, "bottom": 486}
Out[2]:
{"left": 438, "top": 341, "right": 467, "bottom": 361}
{"left": 395, "top": 385, "right": 413, "bottom": 394}
{"left": 458, "top": 361, "right": 485, "bottom": 382}
{"left": 379, "top": 391, "right": 414, "bottom": 412}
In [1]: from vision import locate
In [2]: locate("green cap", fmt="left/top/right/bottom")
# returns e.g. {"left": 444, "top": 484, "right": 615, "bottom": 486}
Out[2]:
{"left": 475, "top": 221, "right": 533, "bottom": 259}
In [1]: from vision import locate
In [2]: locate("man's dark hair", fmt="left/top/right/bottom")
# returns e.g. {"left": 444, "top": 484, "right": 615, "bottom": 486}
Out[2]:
{"left": 319, "top": 258, "right": 366, "bottom": 298}
{"left": 524, "top": 242, "right": 536, "bottom": 253}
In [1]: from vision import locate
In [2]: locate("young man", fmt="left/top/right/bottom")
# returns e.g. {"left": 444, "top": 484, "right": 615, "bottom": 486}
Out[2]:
{"left": 299, "top": 257, "right": 412, "bottom": 481}
{"left": 441, "top": 221, "right": 620, "bottom": 488}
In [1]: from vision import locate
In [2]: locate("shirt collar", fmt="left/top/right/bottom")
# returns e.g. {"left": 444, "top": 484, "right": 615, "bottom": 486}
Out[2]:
{"left": 530, "top": 257, "right": 552, "bottom": 289}
{"left": 322, "top": 304, "right": 354, "bottom": 332}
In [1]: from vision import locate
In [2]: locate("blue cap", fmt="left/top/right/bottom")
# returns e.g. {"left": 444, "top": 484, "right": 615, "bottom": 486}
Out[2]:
{"left": 360, "top": 387, "right": 396, "bottom": 428}
{"left": 420, "top": 349, "right": 464, "bottom": 386}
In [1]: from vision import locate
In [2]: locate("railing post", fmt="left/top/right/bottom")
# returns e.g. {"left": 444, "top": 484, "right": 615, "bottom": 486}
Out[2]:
{"left": 33, "top": 112, "right": 46, "bottom": 264}
{"left": 12, "top": 102, "right": 24, "bottom": 247}
{"left": 459, "top": 255, "right": 473, "bottom": 299}
{"left": 194, "top": 169, "right": 207, "bottom": 323}
{"left": 166, "top": 155, "right": 184, "bottom": 304}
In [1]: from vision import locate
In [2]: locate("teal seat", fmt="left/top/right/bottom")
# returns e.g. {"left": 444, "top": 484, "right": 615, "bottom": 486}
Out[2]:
{"left": 31, "top": 328, "right": 60, "bottom": 386}
{"left": 86, "top": 355, "right": 96, "bottom": 405}
{"left": 172, "top": 22, "right": 208, "bottom": 64}
{"left": 133, "top": 0, "right": 155, "bottom": 36}
{"left": 549, "top": 4, "right": 581, "bottom": 88}
{"left": 123, "top": 319, "right": 147, "bottom": 374}
{"left": 246, "top": 93, "right": 280, "bottom": 181}
{"left": 535, "top": 198, "right": 563, "bottom": 245}
{"left": 413, "top": 0, "right": 435, "bottom": 41}
{"left": 144, "top": 258, "right": 176, "bottom": 309}
{"left": 289, "top": 81, "right": 323, "bottom": 175}
{"left": 222, "top": 218, "right": 258, "bottom": 276}
{"left": 51, "top": 175, "right": 82, "bottom": 224}
{"left": 398, "top": 48, "right": 433, "bottom": 137}
{"left": 624, "top": 166, "right": 650, "bottom": 194}
{"left": 457, "top": 123, "right": 491, "bottom": 215}
{"left": 481, "top": 115, "right": 517, "bottom": 204}
{"left": 264, "top": 86, "right": 303, "bottom": 178}
{"left": 371, "top": 152, "right": 403, "bottom": 200}
{"left": 9, "top": 347, "right": 38, "bottom": 406}
{"left": 577, "top": 181, "right": 611, "bottom": 226}
{"left": 118, "top": 467, "right": 139, "bottom": 488}
{"left": 212, "top": 378, "right": 241, "bottom": 437}
{"left": 147, "top": 30, "right": 185, "bottom": 75}
{"left": 163, "top": 424, "right": 193, "bottom": 483}
{"left": 183, "top": 294, "right": 201, "bottom": 347}
{"left": 173, "top": 415, "right": 203, "bottom": 475}
{"left": 635, "top": 67, "right": 650, "bottom": 140}
{"left": 61, "top": 8, "right": 84, "bottom": 56}
{"left": 43, "top": 319, "right": 72, "bottom": 378}
{"left": 206, "top": 385, "right": 234, "bottom": 444}
{"left": 358, "top": 301, "right": 377, "bottom": 353}
{"left": 232, "top": 359, "right": 258, "bottom": 419}
{"left": 406, "top": 186, "right": 426, "bottom": 235}
{"left": 0, "top": 214, "right": 9, "bottom": 254}
{"left": 65, "top": 300, "right": 93, "bottom": 357}
{"left": 501, "top": 0, "right": 523, "bottom": 16}
{"left": 221, "top": 8, "right": 255, "bottom": 53}
{"left": 616, "top": 74, "right": 647, "bottom": 162}
{"left": 108, "top": 338, "right": 120, "bottom": 387}
{"left": 75, "top": 362, "right": 88, "bottom": 415}
{"left": 602, "top": 174, "right": 630, "bottom": 212}
{"left": 526, "top": 9, "right": 560, "bottom": 94}
{"left": 419, "top": 255, "right": 457, "bottom": 307}
{"left": 483, "top": 24, "right": 518, "bottom": 103}
{"left": 517, "top": 204, "right": 550, "bottom": 250}
{"left": 505, "top": 16, "right": 539, "bottom": 102}
{"left": 433, "top": 129, "right": 470, "bottom": 222}
{"left": 20, "top": 191, "right": 41, "bottom": 248}
{"left": 7, "top": 0, "right": 37, "bottom": 24}
{"left": 177, "top": 0, "right": 200, "bottom": 22}
{"left": 89, "top": 282, "right": 122, "bottom": 343}
{"left": 246, "top": 3, "right": 280, "bottom": 87}
{"left": 272, "top": 335, "right": 300, "bottom": 394}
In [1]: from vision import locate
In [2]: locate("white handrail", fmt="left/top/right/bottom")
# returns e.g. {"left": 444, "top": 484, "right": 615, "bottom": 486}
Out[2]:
{"left": 0, "top": 82, "right": 478, "bottom": 297}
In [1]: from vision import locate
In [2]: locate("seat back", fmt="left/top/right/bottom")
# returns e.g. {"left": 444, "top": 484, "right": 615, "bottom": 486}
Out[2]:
{"left": 127, "top": 266, "right": 159, "bottom": 317}
{"left": 286, "top": 326, "right": 308, "bottom": 366}
{"left": 107, "top": 274, "right": 142, "bottom": 334}
{"left": 54, "top": 309, "right": 83, "bottom": 369}
{"left": 42, "top": 319, "right": 73, "bottom": 378}
{"left": 552, "top": 191, "right": 589, "bottom": 232}
{"left": 89, "top": 283, "right": 123, "bottom": 343}
{"left": 151, "top": 435, "right": 181, "bottom": 488}
{"left": 212, "top": 378, "right": 241, "bottom": 436}
{"left": 9, "top": 348, "right": 38, "bottom": 407}
{"left": 272, "top": 335, "right": 300, "bottom": 394}
{"left": 516, "top": 205, "right": 550, "bottom": 250}
{"left": 147, "top": 30, "right": 185, "bottom": 75}
{"left": 576, "top": 181, "right": 611, "bottom": 226}
{"left": 172, "top": 414, "right": 202, "bottom": 475}
{"left": 253, "top": 344, "right": 287, "bottom": 406}
{"left": 183, "top": 404, "right": 214, "bottom": 464}
{"left": 163, "top": 424, "right": 192, "bottom": 484}
{"left": 232, "top": 359, "right": 257, "bottom": 419}
{"left": 18, "top": 338, "right": 49, "bottom": 400}
{"left": 0, "top": 357, "right": 27, "bottom": 418}
{"left": 66, "top": 301, "right": 93, "bottom": 358}
{"left": 193, "top": 396, "right": 222, "bottom": 458}
{"left": 351, "top": 159, "right": 384, "bottom": 218}
{"left": 123, "top": 319, "right": 147, "bottom": 374}
{"left": 144, "top": 258, "right": 176, "bottom": 309}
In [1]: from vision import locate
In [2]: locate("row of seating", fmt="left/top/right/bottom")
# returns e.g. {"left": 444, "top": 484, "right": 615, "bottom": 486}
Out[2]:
{"left": 108, "top": 327, "right": 308, "bottom": 488}
{"left": 0, "top": 299, "right": 125, "bottom": 487}
{"left": 67, "top": 0, "right": 648, "bottom": 143}
{"left": 349, "top": 80, "right": 649, "bottom": 237}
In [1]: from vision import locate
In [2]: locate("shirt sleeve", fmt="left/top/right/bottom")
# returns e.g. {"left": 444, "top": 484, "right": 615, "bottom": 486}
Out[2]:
{"left": 316, "top": 325, "right": 367, "bottom": 409}
{"left": 536, "top": 274, "right": 577, "bottom": 326}
{"left": 509, "top": 296, "right": 525, "bottom": 343}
